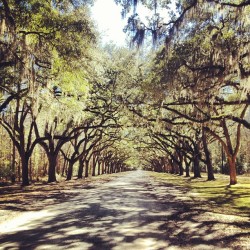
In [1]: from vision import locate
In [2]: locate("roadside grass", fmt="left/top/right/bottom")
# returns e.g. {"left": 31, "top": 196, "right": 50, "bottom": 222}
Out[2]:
{"left": 148, "top": 171, "right": 250, "bottom": 215}
{"left": 1, "top": 171, "right": 249, "bottom": 217}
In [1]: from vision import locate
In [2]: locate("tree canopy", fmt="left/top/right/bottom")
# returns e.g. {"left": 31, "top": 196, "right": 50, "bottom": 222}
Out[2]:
{"left": 0, "top": 0, "right": 249, "bottom": 186}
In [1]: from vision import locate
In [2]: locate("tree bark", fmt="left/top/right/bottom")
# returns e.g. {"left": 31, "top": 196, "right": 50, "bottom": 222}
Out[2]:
{"left": 92, "top": 155, "right": 96, "bottom": 176}
{"left": 228, "top": 156, "right": 237, "bottom": 185}
{"left": 193, "top": 144, "right": 201, "bottom": 178}
{"left": 66, "top": 161, "right": 74, "bottom": 181}
{"left": 29, "top": 157, "right": 32, "bottom": 182}
{"left": 62, "top": 158, "right": 67, "bottom": 177}
{"left": 106, "top": 163, "right": 110, "bottom": 174}
{"left": 97, "top": 160, "right": 101, "bottom": 175}
{"left": 11, "top": 140, "right": 16, "bottom": 183}
{"left": 18, "top": 159, "right": 21, "bottom": 182}
{"left": 20, "top": 153, "right": 29, "bottom": 186}
{"left": 169, "top": 159, "right": 174, "bottom": 174}
{"left": 184, "top": 156, "right": 190, "bottom": 177}
{"left": 78, "top": 158, "right": 84, "bottom": 179}
{"left": 102, "top": 161, "right": 105, "bottom": 174}
{"left": 48, "top": 154, "right": 57, "bottom": 183}
{"left": 85, "top": 159, "right": 89, "bottom": 178}
{"left": 178, "top": 154, "right": 184, "bottom": 176}
{"left": 202, "top": 128, "right": 215, "bottom": 181}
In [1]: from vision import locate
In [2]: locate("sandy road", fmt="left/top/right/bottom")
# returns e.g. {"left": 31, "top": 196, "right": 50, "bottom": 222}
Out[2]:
{"left": 0, "top": 170, "right": 249, "bottom": 250}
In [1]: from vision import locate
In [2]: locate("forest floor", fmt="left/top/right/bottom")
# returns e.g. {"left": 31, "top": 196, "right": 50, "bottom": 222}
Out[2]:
{"left": 0, "top": 171, "right": 249, "bottom": 250}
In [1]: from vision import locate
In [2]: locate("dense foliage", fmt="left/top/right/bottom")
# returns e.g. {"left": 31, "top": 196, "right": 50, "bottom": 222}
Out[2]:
{"left": 115, "top": 0, "right": 250, "bottom": 185}
{"left": 0, "top": 0, "right": 249, "bottom": 186}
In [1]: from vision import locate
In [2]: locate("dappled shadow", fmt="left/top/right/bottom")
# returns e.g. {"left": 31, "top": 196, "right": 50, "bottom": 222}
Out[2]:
{"left": 0, "top": 176, "right": 116, "bottom": 212}
{"left": 0, "top": 171, "right": 249, "bottom": 250}
{"left": 189, "top": 183, "right": 250, "bottom": 213}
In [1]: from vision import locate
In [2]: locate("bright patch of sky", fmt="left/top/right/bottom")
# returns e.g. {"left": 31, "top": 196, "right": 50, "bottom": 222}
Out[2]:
{"left": 91, "top": 0, "right": 127, "bottom": 46}
{"left": 91, "top": 0, "right": 174, "bottom": 46}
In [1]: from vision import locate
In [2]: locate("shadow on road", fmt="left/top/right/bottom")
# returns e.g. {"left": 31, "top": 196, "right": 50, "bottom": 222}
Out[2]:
{"left": 0, "top": 171, "right": 249, "bottom": 250}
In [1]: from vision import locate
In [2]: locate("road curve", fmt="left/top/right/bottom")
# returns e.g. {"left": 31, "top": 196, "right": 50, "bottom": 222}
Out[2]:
{"left": 0, "top": 170, "right": 248, "bottom": 250}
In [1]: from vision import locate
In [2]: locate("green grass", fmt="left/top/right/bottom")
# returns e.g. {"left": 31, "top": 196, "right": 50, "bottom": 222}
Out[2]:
{"left": 148, "top": 171, "right": 250, "bottom": 214}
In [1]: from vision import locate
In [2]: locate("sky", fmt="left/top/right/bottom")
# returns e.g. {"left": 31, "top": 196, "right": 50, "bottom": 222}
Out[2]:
{"left": 91, "top": 0, "right": 127, "bottom": 46}
{"left": 91, "top": 0, "right": 173, "bottom": 47}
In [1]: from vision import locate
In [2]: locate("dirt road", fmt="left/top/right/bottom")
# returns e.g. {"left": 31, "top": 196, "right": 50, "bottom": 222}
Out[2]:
{"left": 0, "top": 170, "right": 249, "bottom": 250}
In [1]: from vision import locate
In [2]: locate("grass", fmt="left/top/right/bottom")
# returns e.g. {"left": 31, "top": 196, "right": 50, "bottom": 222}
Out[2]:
{"left": 148, "top": 171, "right": 250, "bottom": 215}
{"left": 1, "top": 171, "right": 249, "bottom": 217}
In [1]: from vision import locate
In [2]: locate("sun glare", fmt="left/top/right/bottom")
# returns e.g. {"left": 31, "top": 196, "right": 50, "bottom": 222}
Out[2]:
{"left": 91, "top": 0, "right": 127, "bottom": 46}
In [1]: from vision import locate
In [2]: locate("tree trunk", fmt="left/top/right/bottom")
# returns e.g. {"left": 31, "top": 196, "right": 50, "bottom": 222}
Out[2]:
{"left": 62, "top": 158, "right": 67, "bottom": 177}
{"left": 178, "top": 162, "right": 184, "bottom": 175}
{"left": 11, "top": 142, "right": 16, "bottom": 183}
{"left": 178, "top": 155, "right": 184, "bottom": 176}
{"left": 29, "top": 157, "right": 32, "bottom": 182}
{"left": 110, "top": 162, "right": 114, "bottom": 173}
{"left": 66, "top": 161, "right": 74, "bottom": 181}
{"left": 21, "top": 154, "right": 29, "bottom": 186}
{"left": 106, "top": 163, "right": 110, "bottom": 174}
{"left": 97, "top": 161, "right": 101, "bottom": 175}
{"left": 221, "top": 145, "right": 225, "bottom": 174}
{"left": 92, "top": 155, "right": 96, "bottom": 176}
{"left": 193, "top": 145, "right": 201, "bottom": 178}
{"left": 78, "top": 158, "right": 84, "bottom": 179}
{"left": 18, "top": 159, "right": 21, "bottom": 182}
{"left": 48, "top": 154, "right": 57, "bottom": 183}
{"left": 102, "top": 161, "right": 105, "bottom": 174}
{"left": 169, "top": 159, "right": 174, "bottom": 174}
{"left": 85, "top": 159, "right": 89, "bottom": 178}
{"left": 202, "top": 128, "right": 215, "bottom": 181}
{"left": 184, "top": 157, "right": 190, "bottom": 177}
{"left": 228, "top": 156, "right": 237, "bottom": 185}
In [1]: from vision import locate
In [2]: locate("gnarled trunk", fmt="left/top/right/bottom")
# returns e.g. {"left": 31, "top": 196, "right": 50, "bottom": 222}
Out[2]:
{"left": 48, "top": 154, "right": 57, "bottom": 183}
